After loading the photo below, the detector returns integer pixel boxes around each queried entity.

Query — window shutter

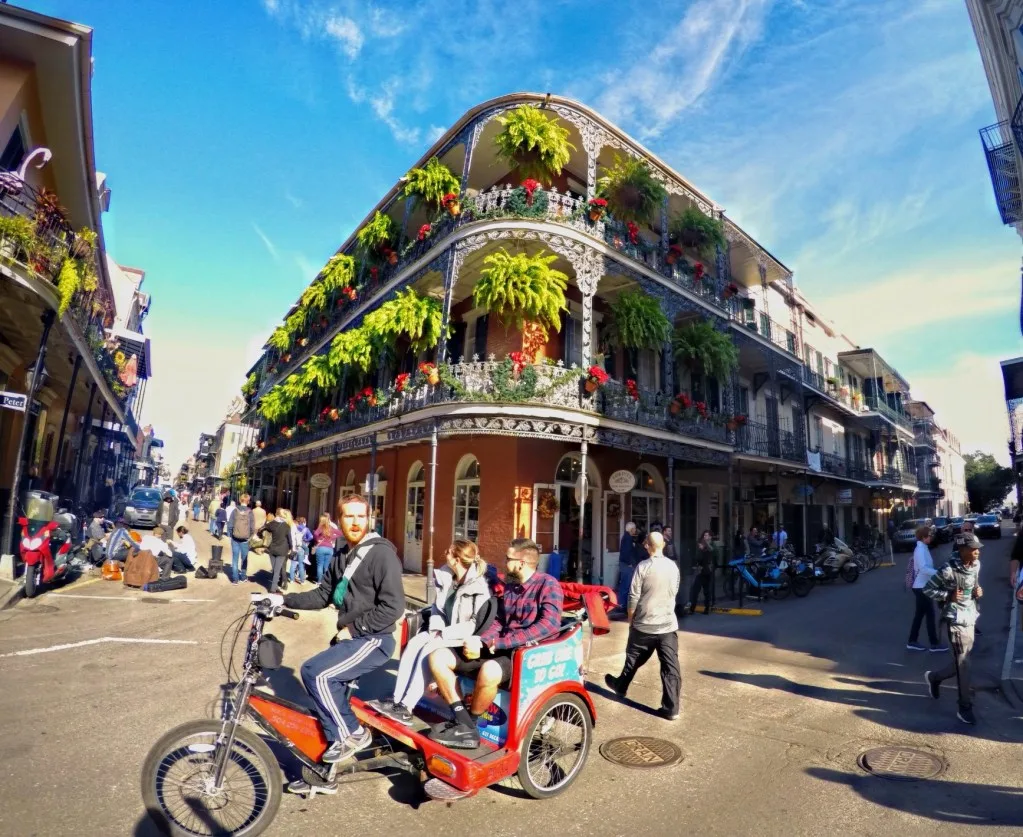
[708,375,720,411]
[474,315,488,360]
[449,321,467,363]
[563,314,575,365]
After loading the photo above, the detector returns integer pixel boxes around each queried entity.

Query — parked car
[975,514,1001,539]
[118,487,163,529]
[893,518,933,552]
[950,516,965,535]
[931,516,952,543]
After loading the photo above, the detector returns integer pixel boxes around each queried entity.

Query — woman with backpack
[312,513,340,583]
[906,523,947,652]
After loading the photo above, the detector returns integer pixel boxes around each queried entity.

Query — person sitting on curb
[170,525,197,573]
[428,538,563,749]
[138,526,174,579]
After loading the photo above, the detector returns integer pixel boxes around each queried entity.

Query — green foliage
[241,372,258,398]
[302,352,339,391]
[439,358,582,404]
[0,215,36,259]
[963,451,1015,513]
[268,326,291,353]
[672,319,738,381]
[282,371,313,404]
[671,207,726,257]
[606,290,671,350]
[301,282,328,313]
[356,211,397,254]
[364,288,445,355]
[403,157,460,207]
[329,326,377,373]
[319,253,357,292]
[473,248,568,333]
[493,106,576,185]
[284,309,307,337]
[597,155,667,224]
[55,259,81,316]
[258,386,293,422]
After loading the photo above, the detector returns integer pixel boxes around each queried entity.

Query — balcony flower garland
[394,372,410,393]
[521,179,540,206]
[666,244,684,266]
[419,361,440,386]
[585,365,609,393]
[625,379,640,401]
[418,224,431,241]
[442,193,461,217]
[440,358,582,404]
[587,197,608,222]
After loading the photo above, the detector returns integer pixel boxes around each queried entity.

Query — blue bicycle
[726,553,813,602]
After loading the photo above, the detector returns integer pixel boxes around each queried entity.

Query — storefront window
[631,465,665,536]
[405,462,425,543]
[453,456,481,542]
[371,467,387,536]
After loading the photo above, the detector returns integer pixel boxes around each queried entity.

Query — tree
[963,451,1015,513]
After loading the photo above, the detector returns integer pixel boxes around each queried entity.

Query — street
[1,525,1021,837]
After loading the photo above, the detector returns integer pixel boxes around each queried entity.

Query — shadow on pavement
[585,679,665,719]
[806,767,1023,827]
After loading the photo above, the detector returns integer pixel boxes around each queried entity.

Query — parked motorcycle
[18,491,84,598]
[812,537,860,583]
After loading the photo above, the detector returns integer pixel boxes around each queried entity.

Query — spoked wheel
[141,720,281,836]
[840,563,860,583]
[854,554,869,573]
[23,564,40,598]
[771,580,791,600]
[514,694,592,799]
[791,575,813,598]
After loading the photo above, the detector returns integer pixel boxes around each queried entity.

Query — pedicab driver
[281,494,404,781]
[428,538,564,749]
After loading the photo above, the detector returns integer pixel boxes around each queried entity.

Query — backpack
[123,549,160,588]
[904,553,916,592]
[232,509,251,540]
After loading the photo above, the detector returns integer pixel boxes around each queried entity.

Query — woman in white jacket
[374,540,492,726]
[907,524,947,652]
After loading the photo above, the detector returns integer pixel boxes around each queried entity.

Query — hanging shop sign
[836,488,853,505]
[753,485,779,502]
[792,484,814,499]
[0,391,28,412]
[709,492,720,516]
[608,470,637,495]
[574,474,588,506]
[309,473,332,490]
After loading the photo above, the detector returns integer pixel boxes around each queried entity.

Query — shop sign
[608,470,637,495]
[753,485,779,502]
[836,488,853,505]
[309,473,332,489]
[0,391,27,412]
[574,474,588,505]
[709,492,719,515]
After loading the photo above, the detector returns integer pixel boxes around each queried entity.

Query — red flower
[442,192,458,205]
[417,224,431,241]
[587,365,609,385]
[694,262,705,279]
[669,244,683,256]
[297,418,307,427]
[418,361,437,375]
[320,407,330,419]
[369,267,379,280]
[347,397,357,412]
[522,179,539,205]
[361,387,373,398]
[588,198,608,209]
[676,392,692,409]
[394,372,410,392]
[696,401,709,418]
[626,221,640,244]
[626,378,640,401]
[734,414,747,425]
[509,350,526,372]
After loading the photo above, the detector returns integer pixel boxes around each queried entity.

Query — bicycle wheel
[791,575,813,597]
[854,553,869,573]
[771,579,791,600]
[141,720,281,837]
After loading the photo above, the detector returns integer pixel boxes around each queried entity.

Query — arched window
[555,455,583,484]
[630,464,665,535]
[338,469,356,509]
[453,455,481,542]
[405,462,426,544]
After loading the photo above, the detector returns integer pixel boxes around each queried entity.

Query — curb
[1000,590,1022,710]
[0,580,24,611]
[708,606,762,617]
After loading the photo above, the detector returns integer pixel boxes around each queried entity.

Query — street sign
[0,391,27,412]
[836,488,853,505]
[608,469,636,495]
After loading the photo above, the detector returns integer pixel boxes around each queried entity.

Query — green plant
[597,155,667,224]
[241,372,258,398]
[439,357,582,404]
[0,215,35,259]
[55,258,81,316]
[302,352,339,391]
[672,320,738,381]
[356,211,397,254]
[284,308,307,337]
[403,157,460,207]
[268,326,291,353]
[493,106,576,185]
[606,290,671,350]
[319,253,357,292]
[671,207,726,257]
[328,326,377,373]
[363,288,445,354]
[473,248,568,338]
[300,282,328,313]
[258,385,294,422]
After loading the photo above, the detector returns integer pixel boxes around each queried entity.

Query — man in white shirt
[170,525,197,573]
[604,531,682,720]
[139,526,174,579]
[773,525,788,550]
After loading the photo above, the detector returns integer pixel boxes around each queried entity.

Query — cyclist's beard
[505,567,523,583]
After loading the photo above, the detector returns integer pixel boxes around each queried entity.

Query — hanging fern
[320,253,357,292]
[671,207,726,257]
[282,371,313,403]
[597,154,667,224]
[55,258,81,316]
[302,352,339,391]
[329,326,377,373]
[356,211,397,254]
[364,288,445,354]
[241,372,258,398]
[403,157,460,207]
[268,326,292,353]
[607,290,671,350]
[284,308,307,337]
[473,248,568,334]
[493,106,576,185]
[301,282,328,313]
[258,386,293,422]
[673,319,738,381]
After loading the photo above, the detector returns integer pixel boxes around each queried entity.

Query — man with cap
[923,532,983,725]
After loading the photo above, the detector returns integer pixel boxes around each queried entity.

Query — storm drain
[599,737,683,769]
[857,746,945,781]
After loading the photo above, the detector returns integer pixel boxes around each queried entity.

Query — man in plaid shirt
[429,538,563,749]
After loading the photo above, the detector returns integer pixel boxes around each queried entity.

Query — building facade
[212,397,259,486]
[906,400,967,518]
[242,94,961,580]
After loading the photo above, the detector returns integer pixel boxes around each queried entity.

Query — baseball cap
[958,533,983,550]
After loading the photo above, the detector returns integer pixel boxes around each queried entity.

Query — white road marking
[0,637,198,658]
[50,594,214,603]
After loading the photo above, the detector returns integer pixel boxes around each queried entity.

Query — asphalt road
[0,522,1020,836]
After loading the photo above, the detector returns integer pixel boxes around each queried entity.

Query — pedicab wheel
[840,563,860,583]
[23,564,39,599]
[771,579,791,600]
[791,576,813,598]
[507,693,592,799]
[141,720,281,837]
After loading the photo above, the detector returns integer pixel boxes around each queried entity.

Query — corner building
[245,94,937,581]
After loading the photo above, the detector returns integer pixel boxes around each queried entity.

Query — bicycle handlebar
[279,608,299,620]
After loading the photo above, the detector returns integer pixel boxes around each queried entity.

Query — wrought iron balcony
[863,395,911,430]
[596,380,729,443]
[801,367,863,412]
[979,120,1023,225]
[731,301,800,357]
[735,418,804,462]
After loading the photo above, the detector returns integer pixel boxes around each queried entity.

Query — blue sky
[25,0,1023,469]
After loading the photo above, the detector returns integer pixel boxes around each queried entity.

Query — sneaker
[923,671,940,700]
[604,673,627,698]
[429,721,480,749]
[286,778,338,797]
[957,705,977,725]
[906,643,926,651]
[372,699,415,726]
[929,644,949,653]
[321,727,373,764]
[659,708,680,721]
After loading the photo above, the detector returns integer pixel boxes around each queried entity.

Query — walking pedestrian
[207,495,219,533]
[259,508,292,594]
[614,522,638,617]
[252,499,267,532]
[191,495,201,522]
[923,532,984,725]
[290,515,313,585]
[227,494,255,583]
[772,524,788,550]
[280,509,299,591]
[906,524,947,652]
[313,513,341,583]
[688,530,716,615]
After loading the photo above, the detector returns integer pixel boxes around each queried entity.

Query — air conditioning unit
[733,487,754,503]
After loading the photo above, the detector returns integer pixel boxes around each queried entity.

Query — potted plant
[493,105,576,185]
[839,385,850,399]
[441,193,461,217]
[826,376,839,392]
[673,319,739,382]
[587,197,608,222]
[625,379,640,401]
[363,287,445,354]
[473,248,568,359]
[356,210,397,258]
[606,290,671,351]
[394,372,410,393]
[671,207,727,258]
[402,156,461,208]
[597,154,667,224]
[670,392,693,415]
[723,282,739,299]
[419,361,440,386]
[521,179,540,206]
[509,350,527,375]
[585,365,609,393]
[666,244,684,265]
[319,253,357,293]
[693,262,705,281]
[417,224,431,241]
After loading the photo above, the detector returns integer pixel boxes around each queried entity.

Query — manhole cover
[857,747,944,781]
[598,736,683,769]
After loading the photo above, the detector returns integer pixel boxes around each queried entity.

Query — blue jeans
[290,545,308,583]
[617,563,635,611]
[208,516,217,535]
[314,546,333,582]
[230,538,250,580]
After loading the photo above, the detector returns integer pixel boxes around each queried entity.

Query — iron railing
[735,418,804,462]
[730,298,799,356]
[863,394,912,429]
[979,120,1023,225]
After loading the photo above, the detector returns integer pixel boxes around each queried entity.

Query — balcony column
[660,196,670,251]
[460,119,484,195]
[435,249,458,364]
[575,251,601,366]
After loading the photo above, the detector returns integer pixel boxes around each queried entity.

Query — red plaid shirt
[480,571,563,651]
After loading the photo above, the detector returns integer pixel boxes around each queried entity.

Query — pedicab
[141,580,616,836]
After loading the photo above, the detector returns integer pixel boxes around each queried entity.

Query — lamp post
[1,310,55,577]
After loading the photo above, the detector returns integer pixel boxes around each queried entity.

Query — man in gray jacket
[605,531,682,720]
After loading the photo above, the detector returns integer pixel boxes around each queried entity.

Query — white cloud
[252,223,279,260]
[367,7,406,38]
[325,15,364,59]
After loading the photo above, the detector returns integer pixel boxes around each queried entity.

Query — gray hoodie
[428,564,492,641]
[923,557,980,627]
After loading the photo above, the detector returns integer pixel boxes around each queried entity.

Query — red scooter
[18,491,79,598]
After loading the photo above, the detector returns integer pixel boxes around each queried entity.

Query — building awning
[108,326,152,378]
[1001,357,1023,402]
[838,348,911,393]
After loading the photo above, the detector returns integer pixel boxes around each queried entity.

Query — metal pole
[426,420,439,604]
[666,455,676,572]
[576,439,589,584]
[73,382,97,500]
[53,354,82,492]
[2,310,55,566]
[369,435,377,529]
[802,469,809,557]
[88,401,109,505]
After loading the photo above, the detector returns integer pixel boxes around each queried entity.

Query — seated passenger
[373,540,492,726]
[428,538,563,749]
